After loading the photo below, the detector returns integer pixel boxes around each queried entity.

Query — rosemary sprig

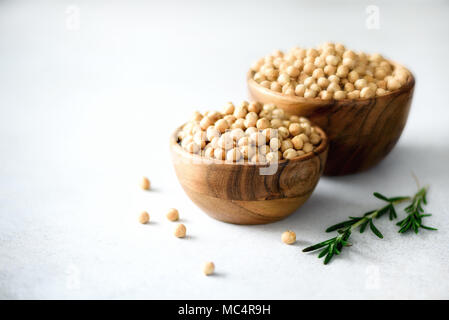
[303,193,410,265]
[396,186,437,234]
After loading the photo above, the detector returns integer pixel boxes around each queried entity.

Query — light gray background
[1,0,448,299]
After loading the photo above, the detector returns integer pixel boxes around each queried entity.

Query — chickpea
[270,137,282,150]
[277,73,290,86]
[343,50,357,59]
[204,147,215,158]
[278,126,290,139]
[354,79,368,90]
[270,81,282,92]
[342,57,356,69]
[281,230,296,245]
[334,90,347,100]
[303,62,315,75]
[387,78,401,91]
[312,68,325,79]
[256,118,270,130]
[240,145,256,160]
[250,154,266,164]
[327,82,340,93]
[297,133,309,143]
[174,224,186,238]
[232,118,245,129]
[258,145,271,155]
[310,133,321,145]
[217,134,234,150]
[347,70,359,83]
[166,208,179,221]
[214,119,229,133]
[319,90,333,100]
[347,90,360,99]
[265,68,279,81]
[222,102,235,115]
[314,56,326,68]
[286,65,300,78]
[233,106,247,119]
[360,87,375,99]
[248,101,262,113]
[140,176,151,190]
[324,65,336,76]
[374,68,387,80]
[303,142,314,153]
[317,77,330,89]
[203,262,215,276]
[270,118,283,129]
[281,139,294,152]
[245,127,258,136]
[288,123,301,136]
[139,211,150,224]
[193,131,207,148]
[304,89,317,98]
[223,115,236,126]
[260,80,271,88]
[282,83,295,96]
[226,148,242,162]
[283,148,297,160]
[377,80,387,90]
[295,84,306,97]
[262,128,275,140]
[325,55,339,66]
[291,135,304,150]
[214,148,225,160]
[230,128,245,141]
[191,111,203,122]
[244,118,257,129]
[253,72,266,83]
[250,132,266,147]
[376,88,387,96]
[336,65,349,78]
[238,136,250,147]
[328,75,340,83]
[186,142,200,154]
[344,82,355,92]
[200,116,213,130]
[266,151,280,163]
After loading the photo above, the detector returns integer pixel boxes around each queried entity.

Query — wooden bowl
[170,126,329,225]
[247,62,415,176]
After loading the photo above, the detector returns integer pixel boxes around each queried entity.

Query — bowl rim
[170,124,329,167]
[247,60,415,105]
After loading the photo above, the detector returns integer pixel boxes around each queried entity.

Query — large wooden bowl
[170,127,329,225]
[247,63,415,176]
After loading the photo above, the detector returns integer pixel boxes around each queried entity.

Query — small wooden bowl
[247,62,415,176]
[170,126,329,225]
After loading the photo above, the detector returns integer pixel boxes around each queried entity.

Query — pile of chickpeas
[177,101,322,162]
[250,42,410,99]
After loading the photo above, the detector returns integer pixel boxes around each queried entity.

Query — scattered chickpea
[203,262,215,276]
[140,177,151,190]
[139,211,150,224]
[281,230,296,245]
[174,224,186,238]
[166,208,179,221]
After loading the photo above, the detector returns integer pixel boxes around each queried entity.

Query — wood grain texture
[170,127,328,225]
[247,62,415,176]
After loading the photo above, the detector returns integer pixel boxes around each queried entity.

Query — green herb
[303,185,436,265]
[396,186,437,234]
